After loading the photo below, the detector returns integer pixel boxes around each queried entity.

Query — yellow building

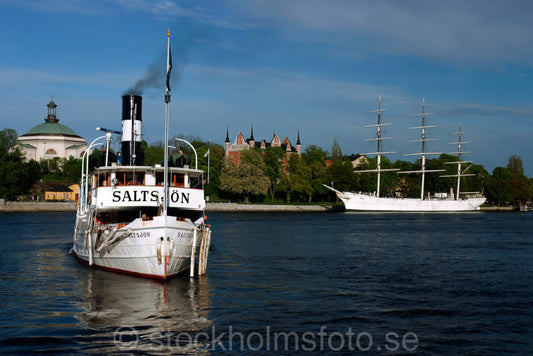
[44,184,79,201]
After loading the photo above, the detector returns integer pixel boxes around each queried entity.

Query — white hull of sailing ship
[335,191,485,212]
[328,97,486,212]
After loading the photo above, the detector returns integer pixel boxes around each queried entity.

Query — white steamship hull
[336,191,485,212]
[73,215,197,279]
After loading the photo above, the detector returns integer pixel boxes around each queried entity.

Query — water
[0,211,532,354]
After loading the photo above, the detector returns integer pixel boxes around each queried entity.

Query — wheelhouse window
[156,172,164,185]
[135,172,145,185]
[156,172,186,187]
[96,173,109,187]
[172,173,184,187]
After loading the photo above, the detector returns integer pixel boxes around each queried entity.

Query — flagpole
[205,140,210,184]
[163,29,172,216]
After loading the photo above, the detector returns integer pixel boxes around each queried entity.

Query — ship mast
[400,99,444,200]
[163,29,172,215]
[441,124,475,199]
[357,96,398,198]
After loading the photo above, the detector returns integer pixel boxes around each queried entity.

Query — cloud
[0,68,129,90]
[436,103,533,119]
[12,0,533,66]
[230,0,533,65]
[1,0,116,15]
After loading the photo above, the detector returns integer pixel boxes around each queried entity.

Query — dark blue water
[0,211,532,354]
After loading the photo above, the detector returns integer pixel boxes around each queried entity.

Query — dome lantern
[45,96,59,123]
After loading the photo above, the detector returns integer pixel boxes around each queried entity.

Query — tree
[142,140,164,166]
[303,145,329,164]
[62,157,82,182]
[331,139,343,162]
[308,160,328,202]
[507,155,524,176]
[0,129,18,157]
[219,153,270,203]
[278,155,313,202]
[263,146,285,202]
[0,129,42,199]
[485,167,514,205]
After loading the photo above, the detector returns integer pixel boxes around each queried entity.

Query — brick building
[224,127,301,166]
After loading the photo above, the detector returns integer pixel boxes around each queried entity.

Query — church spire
[225,126,230,143]
[296,129,302,155]
[250,125,254,140]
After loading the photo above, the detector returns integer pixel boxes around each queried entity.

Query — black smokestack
[121,95,143,165]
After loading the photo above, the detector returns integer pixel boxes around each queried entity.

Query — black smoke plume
[123,27,202,96]
[124,60,164,96]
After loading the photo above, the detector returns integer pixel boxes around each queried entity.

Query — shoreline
[0,200,518,213]
[0,200,341,213]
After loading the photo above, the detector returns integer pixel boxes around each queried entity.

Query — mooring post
[198,229,206,275]
[190,227,198,278]
[204,229,211,273]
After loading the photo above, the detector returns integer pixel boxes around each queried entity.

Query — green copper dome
[23,122,80,137]
[21,97,81,138]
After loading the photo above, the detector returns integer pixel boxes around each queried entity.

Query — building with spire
[225,126,301,166]
[17,97,88,161]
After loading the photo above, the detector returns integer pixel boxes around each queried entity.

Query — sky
[1,0,533,176]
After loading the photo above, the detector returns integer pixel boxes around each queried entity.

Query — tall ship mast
[440,124,480,200]
[356,95,399,197]
[324,97,486,211]
[399,99,445,199]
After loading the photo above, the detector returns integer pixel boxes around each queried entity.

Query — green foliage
[308,160,328,201]
[331,139,343,162]
[485,160,531,205]
[0,129,18,157]
[219,158,270,203]
[485,167,514,205]
[507,155,524,176]
[278,155,312,202]
[0,129,42,199]
[263,146,285,202]
[303,145,330,163]
[329,160,357,192]
[142,140,164,166]
[240,148,266,170]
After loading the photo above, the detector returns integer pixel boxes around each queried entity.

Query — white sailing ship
[326,97,486,212]
[72,32,211,279]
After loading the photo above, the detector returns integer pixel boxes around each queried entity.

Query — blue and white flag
[166,32,173,92]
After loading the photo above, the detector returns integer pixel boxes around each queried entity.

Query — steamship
[71,94,208,279]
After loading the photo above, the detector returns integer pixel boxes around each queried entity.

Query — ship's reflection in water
[75,270,212,354]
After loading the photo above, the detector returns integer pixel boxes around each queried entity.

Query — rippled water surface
[0,211,532,354]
